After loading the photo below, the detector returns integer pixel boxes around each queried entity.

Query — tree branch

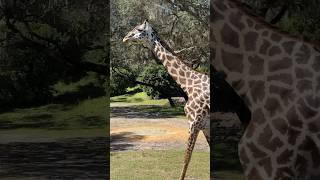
[270,5,288,24]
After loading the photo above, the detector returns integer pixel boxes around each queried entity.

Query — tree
[110,0,209,99]
[244,0,320,41]
[0,0,109,107]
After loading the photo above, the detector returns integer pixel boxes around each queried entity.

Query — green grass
[111,92,185,117]
[0,96,108,130]
[111,92,169,106]
[213,144,246,180]
[111,150,209,180]
[0,128,107,143]
[52,73,101,96]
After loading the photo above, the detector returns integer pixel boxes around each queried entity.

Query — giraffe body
[123,20,210,180]
[211,0,320,179]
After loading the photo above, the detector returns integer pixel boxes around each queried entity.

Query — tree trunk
[168,97,175,107]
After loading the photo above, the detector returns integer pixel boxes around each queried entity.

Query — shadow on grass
[0,110,104,130]
[0,137,108,179]
[111,97,144,103]
[0,114,56,129]
[111,105,184,119]
[111,132,144,151]
[211,121,245,178]
[53,83,105,105]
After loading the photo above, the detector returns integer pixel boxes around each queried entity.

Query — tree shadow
[110,97,144,103]
[211,120,244,175]
[53,83,105,105]
[111,105,184,119]
[0,113,56,129]
[0,137,108,179]
[110,132,144,151]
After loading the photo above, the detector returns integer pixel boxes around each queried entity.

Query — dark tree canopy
[0,0,109,107]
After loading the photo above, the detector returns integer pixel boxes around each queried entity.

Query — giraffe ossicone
[123,20,210,180]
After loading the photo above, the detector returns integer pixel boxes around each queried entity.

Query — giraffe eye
[137,29,143,32]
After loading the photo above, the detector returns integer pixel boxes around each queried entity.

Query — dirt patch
[110,105,209,151]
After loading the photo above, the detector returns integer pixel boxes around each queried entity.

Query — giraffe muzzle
[122,37,129,43]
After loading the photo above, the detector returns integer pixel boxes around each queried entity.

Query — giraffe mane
[226,0,320,49]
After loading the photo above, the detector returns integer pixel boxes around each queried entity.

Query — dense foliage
[138,64,185,99]
[111,0,209,99]
[1,0,320,108]
[0,0,109,108]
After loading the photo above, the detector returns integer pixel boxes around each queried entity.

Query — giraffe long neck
[212,2,320,179]
[151,38,204,96]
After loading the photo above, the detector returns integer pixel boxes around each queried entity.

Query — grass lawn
[111,149,209,180]
[111,92,168,106]
[0,75,108,140]
[213,144,246,180]
[0,96,108,130]
[111,92,185,118]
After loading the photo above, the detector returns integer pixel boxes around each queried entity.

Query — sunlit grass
[111,92,168,106]
[111,149,209,180]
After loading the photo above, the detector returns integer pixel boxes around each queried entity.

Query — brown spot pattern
[252,108,266,125]
[247,142,267,159]
[229,12,245,30]
[259,39,271,55]
[267,73,293,85]
[221,49,244,73]
[298,136,320,168]
[295,67,313,79]
[269,46,281,56]
[296,80,312,93]
[286,106,303,128]
[247,19,254,27]
[244,32,259,51]
[258,124,283,151]
[221,24,240,48]
[308,121,320,133]
[248,55,264,75]
[282,41,296,55]
[249,80,265,103]
[312,56,320,71]
[277,149,294,164]
[288,127,301,145]
[297,98,317,119]
[258,157,272,176]
[271,33,282,42]
[305,95,320,109]
[295,44,311,64]
[272,117,288,135]
[265,97,282,117]
[268,57,292,72]
[269,85,294,105]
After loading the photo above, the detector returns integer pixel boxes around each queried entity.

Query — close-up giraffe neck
[211,0,320,179]
[211,0,320,102]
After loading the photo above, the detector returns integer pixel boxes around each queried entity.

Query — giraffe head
[122,20,158,43]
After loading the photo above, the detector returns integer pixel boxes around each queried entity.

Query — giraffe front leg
[179,122,200,180]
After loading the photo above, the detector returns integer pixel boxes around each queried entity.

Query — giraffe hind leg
[202,129,210,147]
[179,126,200,180]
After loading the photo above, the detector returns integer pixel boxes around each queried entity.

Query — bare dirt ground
[110,104,210,151]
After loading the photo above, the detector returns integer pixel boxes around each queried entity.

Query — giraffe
[122,20,210,180]
[211,0,320,179]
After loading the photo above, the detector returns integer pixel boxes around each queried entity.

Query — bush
[138,64,185,99]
